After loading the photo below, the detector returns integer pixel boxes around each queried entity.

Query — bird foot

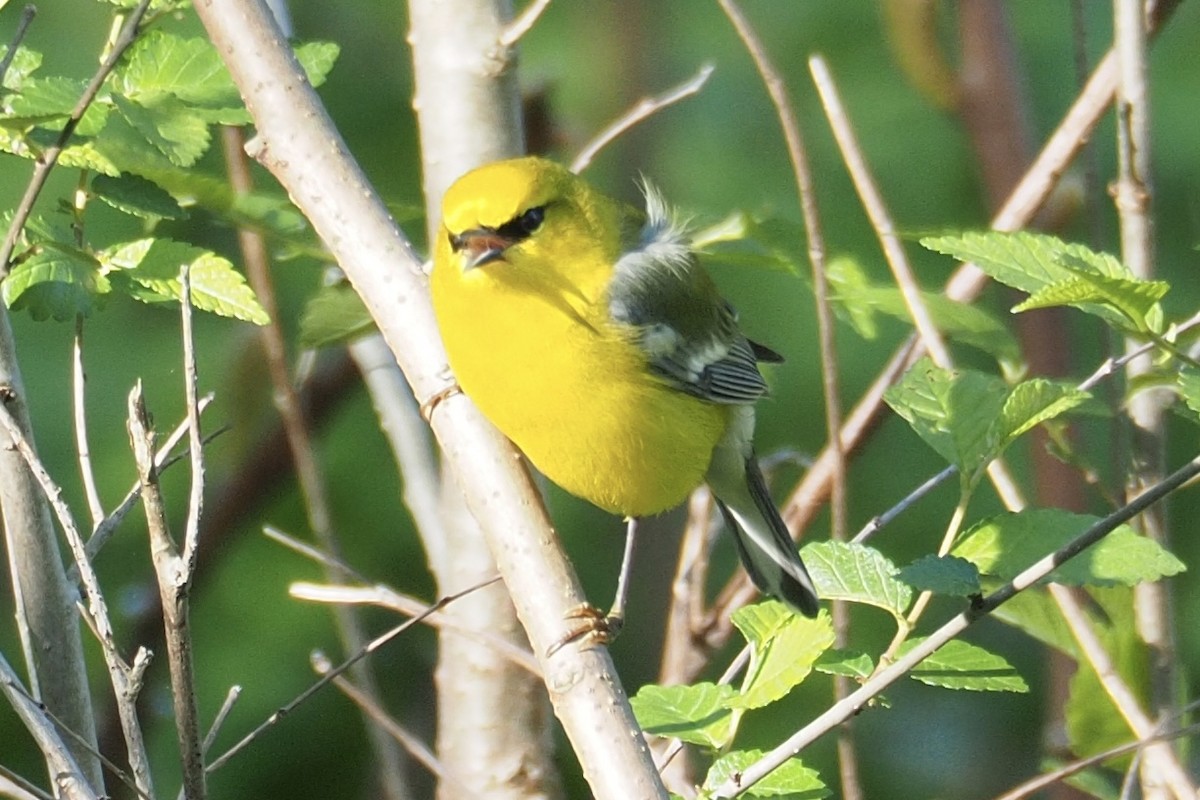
[546,603,624,656]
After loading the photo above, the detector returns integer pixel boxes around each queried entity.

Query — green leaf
[896,555,980,596]
[117,31,246,122]
[813,648,874,680]
[884,357,1006,479]
[3,76,110,136]
[693,211,802,275]
[899,638,1028,692]
[299,283,376,348]
[295,42,341,88]
[0,46,43,90]
[704,750,829,798]
[4,245,109,320]
[920,230,1128,293]
[1178,366,1200,420]
[988,587,1081,658]
[112,93,210,167]
[101,239,269,324]
[800,541,912,617]
[727,603,834,709]
[92,173,186,220]
[630,683,736,749]
[953,509,1186,587]
[1013,265,1168,335]
[826,255,1024,379]
[994,379,1091,455]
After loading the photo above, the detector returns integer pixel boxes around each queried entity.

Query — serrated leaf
[921,230,1128,293]
[704,750,829,799]
[953,509,1185,587]
[4,246,109,320]
[0,46,42,90]
[727,604,833,709]
[299,283,376,348]
[800,540,912,617]
[92,173,186,220]
[896,555,980,596]
[813,648,874,680]
[1013,266,1168,335]
[117,31,241,111]
[884,357,1005,479]
[1178,366,1200,421]
[995,379,1090,454]
[101,238,268,324]
[630,682,736,749]
[3,76,110,137]
[989,587,1081,658]
[295,42,341,88]
[899,638,1028,692]
[112,93,210,167]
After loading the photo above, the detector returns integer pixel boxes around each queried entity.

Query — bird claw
[546,603,625,656]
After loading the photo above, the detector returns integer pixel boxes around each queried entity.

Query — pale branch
[570,63,714,174]
[0,6,38,87]
[0,397,154,797]
[205,580,486,774]
[499,0,553,47]
[71,319,103,529]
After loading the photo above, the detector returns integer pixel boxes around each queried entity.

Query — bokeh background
[2,2,1199,798]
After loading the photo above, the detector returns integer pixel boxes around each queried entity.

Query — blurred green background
[2,1,1199,798]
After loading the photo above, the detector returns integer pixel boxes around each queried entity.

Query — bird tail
[713,455,820,618]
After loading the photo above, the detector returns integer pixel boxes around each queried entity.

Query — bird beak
[450,228,511,270]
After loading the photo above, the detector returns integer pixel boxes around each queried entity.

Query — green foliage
[896,554,980,596]
[0,24,340,324]
[702,750,829,798]
[800,540,912,619]
[897,638,1028,692]
[299,281,374,348]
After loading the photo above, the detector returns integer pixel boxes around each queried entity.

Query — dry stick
[714,4,855,796]
[0,762,51,800]
[713,451,1200,797]
[499,0,553,47]
[82,395,217,564]
[128,384,206,800]
[205,579,492,774]
[0,0,153,275]
[0,398,156,798]
[0,6,38,86]
[201,686,242,755]
[1114,4,1176,798]
[993,721,1200,800]
[310,651,472,795]
[0,653,97,800]
[570,62,715,174]
[220,127,411,800]
[194,1,667,797]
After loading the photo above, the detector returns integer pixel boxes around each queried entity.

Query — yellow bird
[431,157,818,636]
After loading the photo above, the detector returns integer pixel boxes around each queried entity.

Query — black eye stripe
[495,205,546,242]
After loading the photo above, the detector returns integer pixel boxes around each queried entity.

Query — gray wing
[606,224,774,405]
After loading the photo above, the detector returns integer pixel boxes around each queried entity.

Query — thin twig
[992,720,1200,800]
[0,763,52,800]
[714,450,1200,797]
[715,6,853,793]
[0,398,156,797]
[310,652,472,794]
[72,318,104,529]
[206,579,494,774]
[201,686,242,754]
[570,63,715,174]
[179,267,205,577]
[0,0,153,276]
[499,0,553,47]
[0,5,38,87]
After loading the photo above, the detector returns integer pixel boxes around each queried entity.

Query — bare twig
[0,654,97,800]
[222,122,411,799]
[0,6,38,88]
[0,0,153,276]
[201,686,242,754]
[206,579,490,774]
[499,0,553,47]
[71,318,104,529]
[715,5,854,794]
[0,398,154,797]
[570,63,715,174]
[714,450,1200,796]
[0,764,51,800]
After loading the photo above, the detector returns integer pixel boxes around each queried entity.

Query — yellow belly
[434,268,726,517]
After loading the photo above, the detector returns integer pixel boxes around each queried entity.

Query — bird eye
[495,206,546,242]
[518,206,545,234]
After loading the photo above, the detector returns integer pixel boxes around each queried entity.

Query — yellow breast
[431,244,726,517]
